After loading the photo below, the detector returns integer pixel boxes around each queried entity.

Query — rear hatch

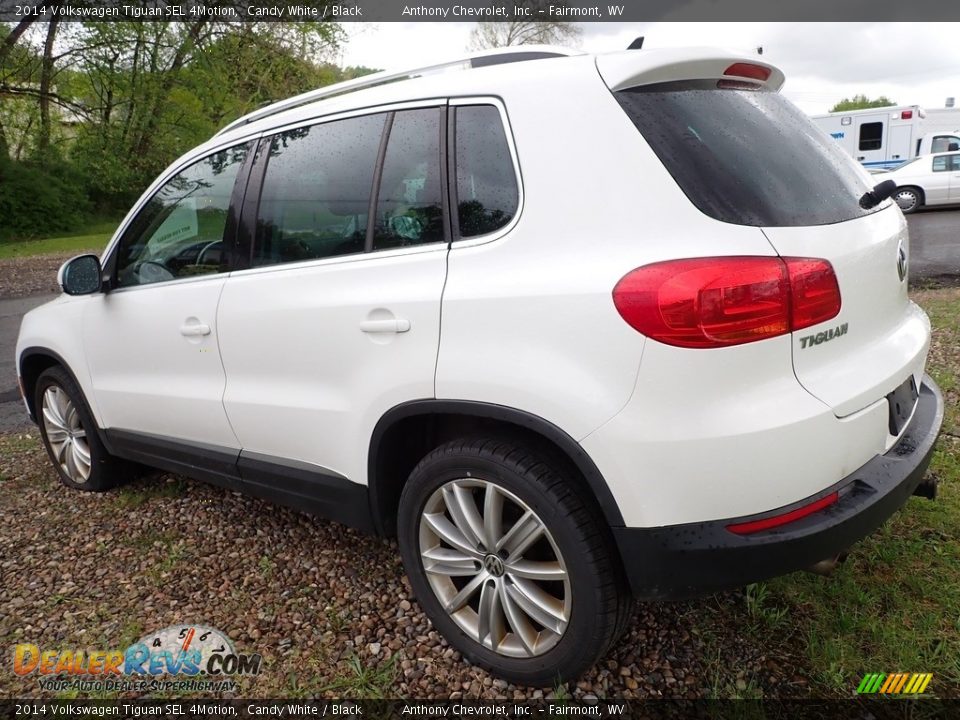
[599,50,929,419]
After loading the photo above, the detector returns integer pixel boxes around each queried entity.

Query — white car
[16,45,943,685]
[876,150,960,213]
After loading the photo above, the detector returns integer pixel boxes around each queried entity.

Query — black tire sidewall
[398,447,612,686]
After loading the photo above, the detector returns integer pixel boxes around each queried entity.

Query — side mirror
[58,254,103,296]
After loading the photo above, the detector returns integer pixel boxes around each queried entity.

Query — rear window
[615,81,879,227]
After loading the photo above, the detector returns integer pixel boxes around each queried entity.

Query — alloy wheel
[41,386,91,484]
[418,478,571,658]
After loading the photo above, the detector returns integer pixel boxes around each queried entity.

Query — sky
[337,22,960,115]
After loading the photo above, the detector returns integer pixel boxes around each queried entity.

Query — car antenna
[628,37,644,50]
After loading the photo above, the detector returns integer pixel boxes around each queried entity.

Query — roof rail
[215,45,581,137]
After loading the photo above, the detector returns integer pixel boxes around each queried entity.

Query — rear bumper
[613,375,944,600]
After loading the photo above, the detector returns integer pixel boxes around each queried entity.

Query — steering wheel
[136,261,175,284]
[195,241,222,266]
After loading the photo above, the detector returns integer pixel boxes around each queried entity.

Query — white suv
[16,46,944,685]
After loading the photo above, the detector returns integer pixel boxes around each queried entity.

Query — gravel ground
[0,433,811,700]
[0,253,86,300]
[0,252,812,699]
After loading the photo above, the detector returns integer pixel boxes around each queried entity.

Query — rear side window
[615,82,877,227]
[454,105,518,238]
[372,108,444,250]
[858,122,883,151]
[254,113,386,266]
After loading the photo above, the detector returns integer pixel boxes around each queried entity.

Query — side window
[371,108,444,250]
[933,156,949,172]
[931,135,960,153]
[454,105,519,238]
[255,113,385,267]
[951,155,960,171]
[115,145,248,288]
[858,122,883,151]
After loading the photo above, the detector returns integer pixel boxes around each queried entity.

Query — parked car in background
[811,104,960,171]
[16,45,943,685]
[874,151,960,213]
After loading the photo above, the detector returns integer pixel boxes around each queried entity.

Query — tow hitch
[913,476,938,500]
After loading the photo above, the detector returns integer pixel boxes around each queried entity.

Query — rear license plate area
[887,375,919,436]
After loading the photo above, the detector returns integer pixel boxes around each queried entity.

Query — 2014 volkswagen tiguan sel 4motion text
[16,46,943,685]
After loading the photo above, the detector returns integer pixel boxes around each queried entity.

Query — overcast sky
[338,22,960,114]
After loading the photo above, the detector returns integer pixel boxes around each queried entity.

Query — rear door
[949,153,960,201]
[927,154,953,204]
[217,105,449,490]
[854,113,888,166]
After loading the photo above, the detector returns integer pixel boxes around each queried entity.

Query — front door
[83,143,251,458]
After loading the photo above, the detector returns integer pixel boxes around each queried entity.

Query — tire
[397,437,633,685]
[894,186,922,214]
[34,366,129,491]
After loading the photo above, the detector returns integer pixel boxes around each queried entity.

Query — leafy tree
[469,2,582,49]
[0,20,351,238]
[830,94,897,112]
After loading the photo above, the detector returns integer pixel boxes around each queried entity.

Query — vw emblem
[897,241,908,282]
[483,554,505,577]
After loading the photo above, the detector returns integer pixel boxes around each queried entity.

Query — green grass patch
[0,220,118,259]
[709,288,960,698]
[320,653,398,699]
[115,477,188,510]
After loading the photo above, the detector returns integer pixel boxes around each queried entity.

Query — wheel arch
[18,348,105,449]
[367,400,626,538]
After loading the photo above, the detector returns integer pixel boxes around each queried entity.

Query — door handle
[360,318,411,334]
[180,321,211,337]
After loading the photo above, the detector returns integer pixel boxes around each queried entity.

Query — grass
[319,652,398,699]
[0,219,118,259]
[114,477,188,509]
[700,286,960,698]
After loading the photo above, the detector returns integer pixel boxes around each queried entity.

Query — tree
[830,94,897,112]
[469,2,582,50]
[1,19,348,232]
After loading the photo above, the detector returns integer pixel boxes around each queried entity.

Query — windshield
[615,81,880,227]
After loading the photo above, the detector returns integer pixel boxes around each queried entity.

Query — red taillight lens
[901,110,913,119]
[785,258,842,331]
[724,62,772,82]
[726,492,839,535]
[612,256,840,349]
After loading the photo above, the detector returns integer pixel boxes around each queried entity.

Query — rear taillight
[612,256,840,349]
